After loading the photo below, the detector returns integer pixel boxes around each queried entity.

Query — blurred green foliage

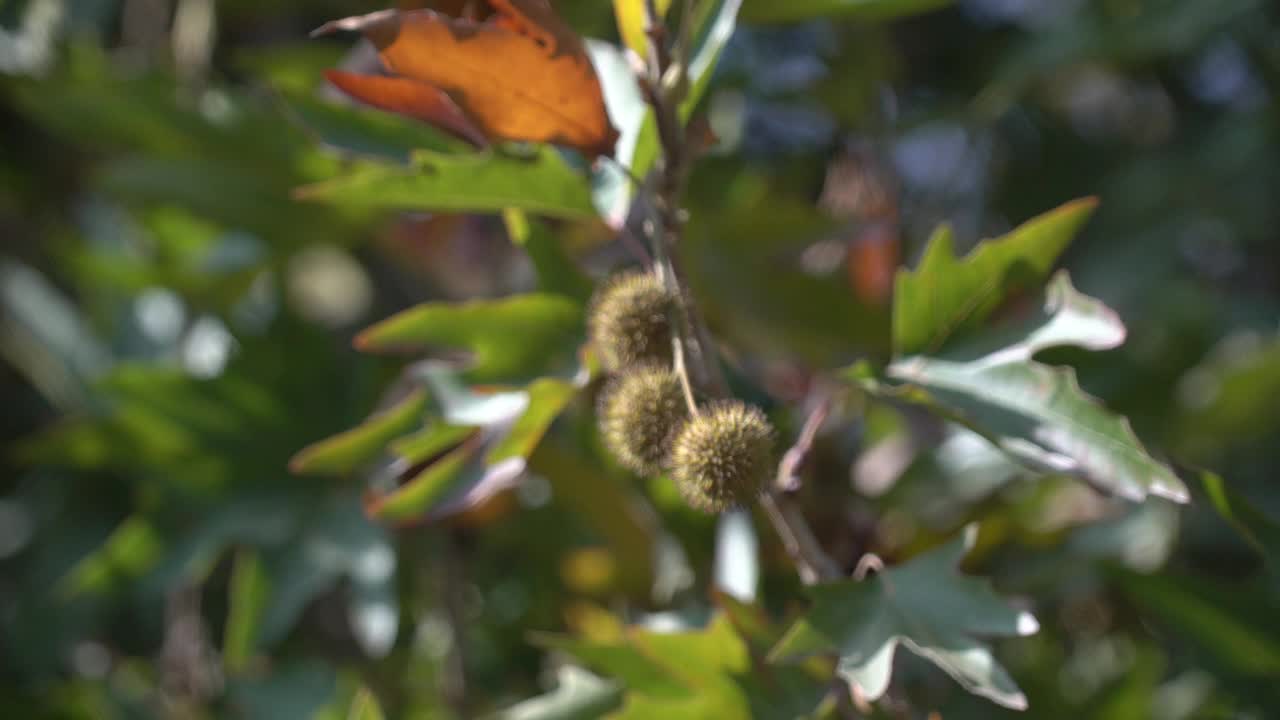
[2,0,1279,718]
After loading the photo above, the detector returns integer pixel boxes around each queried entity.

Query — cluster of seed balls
[589,271,775,513]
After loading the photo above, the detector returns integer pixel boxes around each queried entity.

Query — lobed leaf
[884,272,1187,502]
[354,294,583,383]
[893,198,1098,356]
[771,526,1038,710]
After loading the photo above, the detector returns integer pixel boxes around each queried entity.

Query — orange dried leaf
[323,70,488,147]
[316,6,619,157]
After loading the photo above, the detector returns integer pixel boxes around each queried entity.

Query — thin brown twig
[776,396,832,493]
[641,0,717,398]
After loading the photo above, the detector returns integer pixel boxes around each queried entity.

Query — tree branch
[635,4,840,586]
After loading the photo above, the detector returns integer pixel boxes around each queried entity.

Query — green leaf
[741,0,953,23]
[491,666,622,720]
[295,147,597,219]
[503,210,594,303]
[355,295,583,384]
[348,687,386,720]
[367,440,480,524]
[224,549,270,674]
[537,617,750,715]
[487,379,578,464]
[390,424,479,465]
[538,616,826,719]
[368,377,576,524]
[1202,472,1280,559]
[533,636,690,699]
[684,0,746,118]
[893,198,1098,356]
[289,389,428,476]
[883,273,1188,503]
[770,526,1038,710]
[1200,472,1280,590]
[60,515,163,596]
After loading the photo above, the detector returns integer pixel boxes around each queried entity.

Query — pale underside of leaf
[889,358,1188,502]
[886,273,1188,503]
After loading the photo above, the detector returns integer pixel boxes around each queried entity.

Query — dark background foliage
[1,0,1278,717]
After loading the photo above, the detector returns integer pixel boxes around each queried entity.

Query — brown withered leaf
[324,70,489,147]
[315,3,619,157]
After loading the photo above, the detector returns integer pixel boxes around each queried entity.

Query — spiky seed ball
[589,271,675,372]
[598,365,689,477]
[671,401,775,513]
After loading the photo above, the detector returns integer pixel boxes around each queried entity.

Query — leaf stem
[672,334,701,416]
